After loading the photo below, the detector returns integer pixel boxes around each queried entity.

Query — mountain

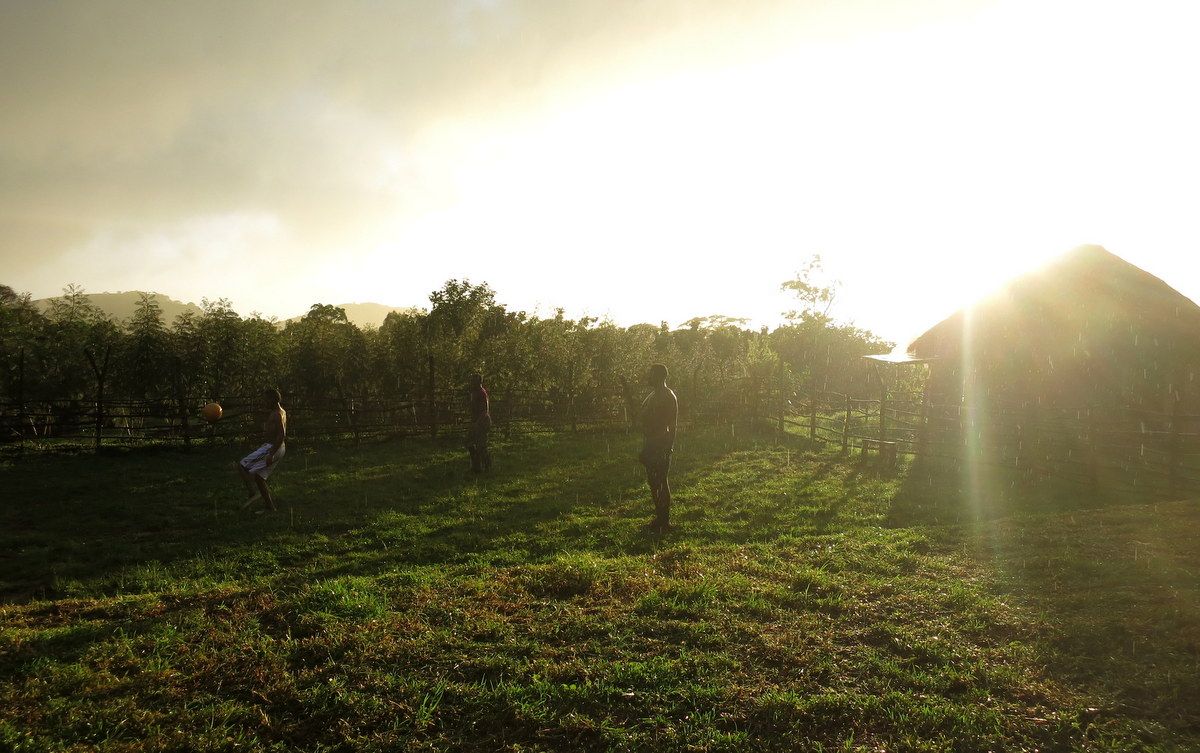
[32,291,203,323]
[28,291,420,329]
[284,302,421,329]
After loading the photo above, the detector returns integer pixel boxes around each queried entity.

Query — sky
[4,0,1200,346]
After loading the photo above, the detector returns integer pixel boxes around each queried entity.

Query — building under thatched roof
[908,245,1200,410]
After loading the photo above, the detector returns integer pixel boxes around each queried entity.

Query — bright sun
[344,0,1200,344]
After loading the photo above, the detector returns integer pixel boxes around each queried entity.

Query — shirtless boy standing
[639,364,678,532]
[466,373,492,473]
[238,388,287,512]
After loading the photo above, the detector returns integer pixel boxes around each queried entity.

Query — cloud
[52,212,288,301]
[18,0,1193,344]
[4,1,782,301]
[1,2,750,258]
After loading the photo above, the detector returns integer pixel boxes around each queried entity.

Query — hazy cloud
[2,0,802,299]
[8,0,1197,344]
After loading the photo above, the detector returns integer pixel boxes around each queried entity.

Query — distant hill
[284,302,421,329]
[29,291,420,329]
[32,291,203,324]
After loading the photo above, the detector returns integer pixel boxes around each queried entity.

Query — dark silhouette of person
[237,387,287,512]
[639,363,678,532]
[466,373,492,473]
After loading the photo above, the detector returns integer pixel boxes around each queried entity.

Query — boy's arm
[667,392,679,447]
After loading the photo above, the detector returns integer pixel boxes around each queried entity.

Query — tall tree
[282,304,368,400]
[118,293,173,399]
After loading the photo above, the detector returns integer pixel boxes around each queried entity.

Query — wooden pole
[1086,407,1099,492]
[180,393,190,449]
[340,383,360,447]
[809,395,817,442]
[173,358,191,451]
[1015,403,1026,473]
[427,353,437,440]
[17,347,27,451]
[1169,389,1182,496]
[878,368,888,445]
[775,368,784,440]
[917,389,930,459]
[842,396,851,454]
[84,344,111,453]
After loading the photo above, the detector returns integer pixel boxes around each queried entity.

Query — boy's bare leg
[236,464,263,509]
[657,476,672,531]
[254,476,277,511]
[648,470,671,532]
[236,464,256,497]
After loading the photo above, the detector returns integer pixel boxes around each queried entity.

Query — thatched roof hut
[908,245,1200,409]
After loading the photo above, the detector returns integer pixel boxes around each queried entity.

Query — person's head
[647,363,669,387]
[263,387,282,409]
[469,373,483,388]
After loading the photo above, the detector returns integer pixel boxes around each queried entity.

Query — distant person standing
[466,373,492,473]
[639,364,678,532]
[237,388,287,512]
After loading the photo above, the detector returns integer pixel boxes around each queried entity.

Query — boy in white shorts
[237,388,287,512]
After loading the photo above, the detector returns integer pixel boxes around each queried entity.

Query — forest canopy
[0,270,891,408]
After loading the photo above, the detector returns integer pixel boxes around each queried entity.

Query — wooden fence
[0,386,760,449]
[10,378,1199,500]
[776,389,1200,498]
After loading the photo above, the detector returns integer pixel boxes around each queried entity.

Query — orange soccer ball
[201,402,223,423]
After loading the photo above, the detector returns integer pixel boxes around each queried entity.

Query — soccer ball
[201,402,223,423]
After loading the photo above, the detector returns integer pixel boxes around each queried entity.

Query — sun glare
[335,0,1200,340]
[7,0,1200,339]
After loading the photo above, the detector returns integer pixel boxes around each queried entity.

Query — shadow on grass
[272,434,907,584]
[1,428,902,601]
[963,502,1200,743]
[885,451,1176,529]
[2,429,756,599]
[5,433,1200,748]
[885,453,1200,743]
[0,432,619,601]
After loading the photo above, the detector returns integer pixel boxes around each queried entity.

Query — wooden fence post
[842,396,851,454]
[751,380,762,433]
[809,395,817,442]
[916,384,930,459]
[775,373,785,440]
[427,354,437,440]
[1015,403,1026,473]
[1169,392,1182,496]
[179,395,191,450]
[1025,400,1041,482]
[878,382,888,445]
[1086,407,1099,492]
[343,389,361,447]
[84,343,111,453]
[17,347,27,451]
[172,358,191,451]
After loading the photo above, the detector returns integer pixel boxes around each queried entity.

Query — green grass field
[2,428,1198,752]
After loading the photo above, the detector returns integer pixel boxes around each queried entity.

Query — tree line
[0,266,892,420]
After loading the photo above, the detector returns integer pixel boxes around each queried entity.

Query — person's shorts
[240,443,285,479]
[467,415,492,446]
[639,446,672,475]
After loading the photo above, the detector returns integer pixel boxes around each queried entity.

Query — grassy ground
[1,428,1198,752]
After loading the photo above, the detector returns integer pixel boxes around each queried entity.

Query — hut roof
[909,245,1200,361]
